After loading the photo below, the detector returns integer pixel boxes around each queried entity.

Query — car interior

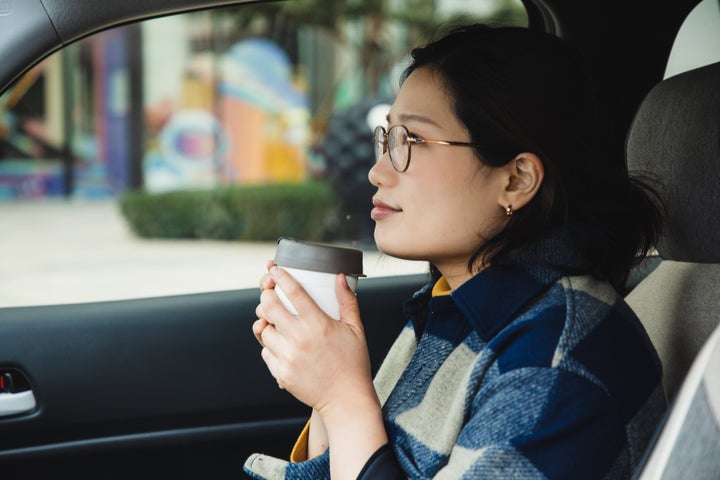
[1,0,719,478]
[625,59,720,479]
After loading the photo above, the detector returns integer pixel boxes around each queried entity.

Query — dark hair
[404,24,662,291]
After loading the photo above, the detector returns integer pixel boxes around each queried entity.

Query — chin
[372,229,398,256]
[374,237,422,262]
[373,226,430,261]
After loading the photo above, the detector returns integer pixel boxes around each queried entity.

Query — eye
[406,131,423,144]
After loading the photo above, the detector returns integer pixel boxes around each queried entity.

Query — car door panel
[0,273,425,478]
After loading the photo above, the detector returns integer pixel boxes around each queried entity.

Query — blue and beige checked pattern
[245,238,666,480]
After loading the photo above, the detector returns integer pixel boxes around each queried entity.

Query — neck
[435,262,478,290]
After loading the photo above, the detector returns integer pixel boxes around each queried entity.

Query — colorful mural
[143,37,310,193]
[0,21,312,199]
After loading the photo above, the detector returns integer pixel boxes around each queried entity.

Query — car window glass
[0,1,527,307]
[665,0,720,78]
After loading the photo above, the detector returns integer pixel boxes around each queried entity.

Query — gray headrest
[627,62,720,262]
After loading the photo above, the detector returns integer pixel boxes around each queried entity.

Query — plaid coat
[245,235,666,479]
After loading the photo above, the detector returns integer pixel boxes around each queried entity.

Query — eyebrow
[386,113,443,129]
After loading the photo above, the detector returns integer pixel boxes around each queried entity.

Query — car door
[0,277,420,478]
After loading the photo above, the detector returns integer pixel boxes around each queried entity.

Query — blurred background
[0,0,528,306]
[0,0,525,203]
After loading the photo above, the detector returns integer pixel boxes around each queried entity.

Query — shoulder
[503,274,641,348]
[490,274,662,411]
[487,274,655,372]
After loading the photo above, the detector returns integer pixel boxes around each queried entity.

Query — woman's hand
[254,264,375,414]
[252,262,389,479]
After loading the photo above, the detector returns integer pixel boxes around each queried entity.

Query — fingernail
[269,266,279,277]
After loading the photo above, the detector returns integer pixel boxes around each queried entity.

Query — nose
[368,150,395,187]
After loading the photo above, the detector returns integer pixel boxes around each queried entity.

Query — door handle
[0,370,36,417]
[0,390,37,417]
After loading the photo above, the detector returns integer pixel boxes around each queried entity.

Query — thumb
[336,274,362,328]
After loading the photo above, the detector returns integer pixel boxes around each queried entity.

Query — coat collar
[449,264,552,341]
[403,230,591,342]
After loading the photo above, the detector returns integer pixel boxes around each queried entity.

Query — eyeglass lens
[373,126,386,164]
[389,126,408,171]
[373,125,409,172]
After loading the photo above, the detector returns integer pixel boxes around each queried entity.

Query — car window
[665,0,720,78]
[0,1,527,307]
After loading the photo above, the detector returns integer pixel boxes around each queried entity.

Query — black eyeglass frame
[373,125,481,173]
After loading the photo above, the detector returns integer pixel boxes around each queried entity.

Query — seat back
[636,323,720,479]
[626,60,720,480]
[625,61,720,401]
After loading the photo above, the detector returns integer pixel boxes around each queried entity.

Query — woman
[245,24,666,480]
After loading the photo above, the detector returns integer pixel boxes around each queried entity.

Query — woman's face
[368,67,509,284]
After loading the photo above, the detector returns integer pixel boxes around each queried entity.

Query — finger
[252,317,268,346]
[259,325,291,387]
[260,287,295,329]
[259,272,276,291]
[260,321,284,350]
[260,347,278,377]
[260,346,284,389]
[269,266,322,319]
[259,260,277,290]
[336,273,362,329]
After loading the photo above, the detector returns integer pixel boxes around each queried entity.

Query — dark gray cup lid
[275,238,364,276]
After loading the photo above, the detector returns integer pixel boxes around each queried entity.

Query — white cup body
[275,266,358,320]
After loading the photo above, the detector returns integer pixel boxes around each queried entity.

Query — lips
[371,198,402,220]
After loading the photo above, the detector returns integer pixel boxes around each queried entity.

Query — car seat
[625,61,720,478]
[634,322,720,479]
[625,60,720,400]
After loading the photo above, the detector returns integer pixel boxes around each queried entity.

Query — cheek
[375,180,495,255]
[424,173,506,242]
[372,161,506,260]
[429,193,495,241]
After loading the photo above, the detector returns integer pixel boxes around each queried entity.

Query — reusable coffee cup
[273,238,364,320]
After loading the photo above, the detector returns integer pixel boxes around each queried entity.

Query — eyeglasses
[373,125,480,173]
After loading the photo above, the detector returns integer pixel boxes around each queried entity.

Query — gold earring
[505,205,513,217]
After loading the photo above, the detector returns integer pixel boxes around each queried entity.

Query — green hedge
[119,182,341,241]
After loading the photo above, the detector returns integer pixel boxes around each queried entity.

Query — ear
[498,153,544,213]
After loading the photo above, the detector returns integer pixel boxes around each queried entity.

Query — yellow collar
[431,276,452,297]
